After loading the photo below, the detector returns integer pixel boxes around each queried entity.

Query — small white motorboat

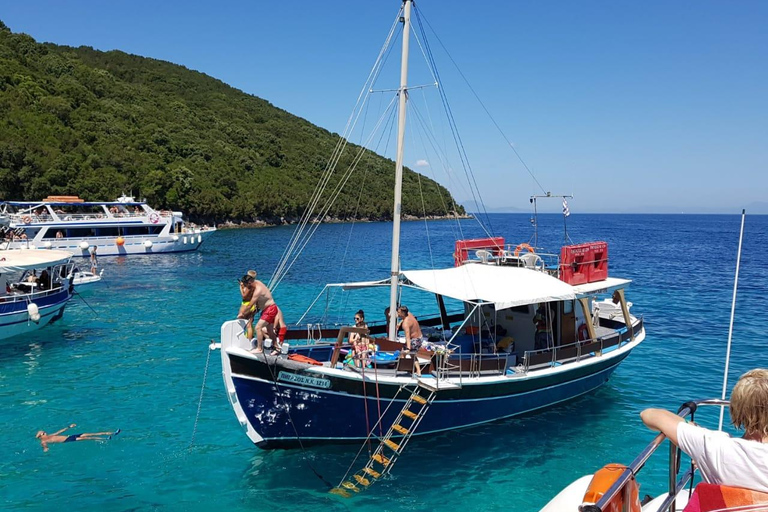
[71,269,103,286]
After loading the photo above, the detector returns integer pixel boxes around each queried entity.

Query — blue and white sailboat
[219,0,645,449]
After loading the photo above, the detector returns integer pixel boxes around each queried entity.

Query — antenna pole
[718,209,746,430]
[388,0,412,341]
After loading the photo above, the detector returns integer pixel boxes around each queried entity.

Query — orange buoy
[513,242,535,257]
[116,237,125,246]
[581,464,640,512]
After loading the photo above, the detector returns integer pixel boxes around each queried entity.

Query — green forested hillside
[0,21,463,223]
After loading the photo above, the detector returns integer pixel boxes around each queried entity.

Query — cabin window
[507,305,531,314]
[94,227,120,237]
[563,301,573,314]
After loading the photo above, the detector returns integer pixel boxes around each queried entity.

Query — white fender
[172,235,179,241]
[143,240,153,248]
[79,241,89,250]
[198,234,202,243]
[43,241,52,248]
[28,303,41,323]
[183,236,188,244]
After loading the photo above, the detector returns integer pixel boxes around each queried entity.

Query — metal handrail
[583,399,730,512]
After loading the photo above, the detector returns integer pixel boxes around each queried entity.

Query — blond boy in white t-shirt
[641,369,768,493]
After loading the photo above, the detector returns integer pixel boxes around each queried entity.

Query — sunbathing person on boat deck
[641,368,768,493]
[238,272,280,355]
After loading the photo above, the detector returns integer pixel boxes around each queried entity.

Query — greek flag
[563,199,570,217]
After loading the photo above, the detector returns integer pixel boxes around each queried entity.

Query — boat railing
[581,399,729,512]
[2,284,67,304]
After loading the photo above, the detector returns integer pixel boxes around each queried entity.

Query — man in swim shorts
[238,270,258,339]
[36,423,120,452]
[238,272,279,354]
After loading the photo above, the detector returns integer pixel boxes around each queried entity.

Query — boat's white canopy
[0,249,72,273]
[327,264,632,311]
[401,264,576,310]
[571,277,631,297]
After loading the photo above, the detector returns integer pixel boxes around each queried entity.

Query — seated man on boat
[641,368,768,493]
[238,271,280,355]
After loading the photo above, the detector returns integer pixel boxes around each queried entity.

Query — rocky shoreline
[211,212,472,230]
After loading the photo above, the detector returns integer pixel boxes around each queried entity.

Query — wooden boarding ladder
[330,383,437,497]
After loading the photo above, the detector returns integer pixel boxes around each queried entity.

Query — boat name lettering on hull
[278,372,332,389]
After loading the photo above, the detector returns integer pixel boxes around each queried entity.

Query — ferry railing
[581,399,729,512]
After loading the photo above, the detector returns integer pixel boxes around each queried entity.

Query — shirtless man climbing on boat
[36,424,120,452]
[238,272,280,354]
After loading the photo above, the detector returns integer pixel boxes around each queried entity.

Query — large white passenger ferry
[0,195,215,256]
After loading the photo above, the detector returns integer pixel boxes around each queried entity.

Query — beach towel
[683,483,768,512]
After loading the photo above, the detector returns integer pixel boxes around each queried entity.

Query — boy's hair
[730,368,768,436]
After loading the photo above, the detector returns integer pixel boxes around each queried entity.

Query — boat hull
[221,321,641,449]
[0,288,70,340]
[4,230,215,256]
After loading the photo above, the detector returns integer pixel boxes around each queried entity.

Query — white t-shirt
[677,421,768,493]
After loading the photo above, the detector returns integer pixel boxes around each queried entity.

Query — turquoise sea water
[2,213,766,511]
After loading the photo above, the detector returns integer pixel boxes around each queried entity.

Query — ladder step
[383,439,400,452]
[371,453,391,466]
[402,409,418,420]
[392,424,409,435]
[362,467,382,478]
[341,481,360,492]
[353,474,372,486]
[329,488,352,498]
[411,394,427,405]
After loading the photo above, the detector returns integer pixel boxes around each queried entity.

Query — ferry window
[67,228,96,238]
[149,226,163,235]
[564,301,573,314]
[95,227,120,237]
[507,305,530,314]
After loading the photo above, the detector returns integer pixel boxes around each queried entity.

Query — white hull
[539,474,690,512]
[4,230,214,256]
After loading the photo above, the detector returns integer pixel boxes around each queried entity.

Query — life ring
[581,463,640,512]
[513,242,535,257]
[578,323,589,341]
[287,354,323,366]
[22,215,32,224]
[148,212,160,224]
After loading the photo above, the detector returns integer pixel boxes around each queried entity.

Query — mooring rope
[189,341,213,448]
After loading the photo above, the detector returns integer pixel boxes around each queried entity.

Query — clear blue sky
[3,1,766,213]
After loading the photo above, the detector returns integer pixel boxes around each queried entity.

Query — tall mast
[388,0,412,340]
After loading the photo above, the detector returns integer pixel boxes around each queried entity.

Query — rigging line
[272,96,400,291]
[409,102,492,240]
[719,209,746,431]
[337,384,408,486]
[409,102,467,243]
[418,84,464,243]
[416,5,548,196]
[271,88,399,289]
[414,6,495,237]
[327,86,376,313]
[274,91,398,290]
[262,358,335,489]
[271,13,401,286]
[273,96,398,292]
[406,112,436,269]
